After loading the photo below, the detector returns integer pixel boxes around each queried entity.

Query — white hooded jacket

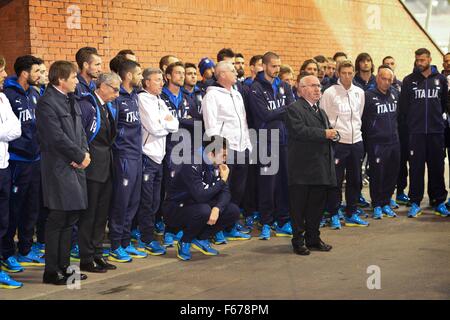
[202,85,252,152]
[320,79,365,144]
[0,92,21,169]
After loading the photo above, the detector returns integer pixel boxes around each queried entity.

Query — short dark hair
[48,61,77,86]
[118,59,140,80]
[235,53,244,59]
[279,65,293,79]
[333,52,347,61]
[262,52,280,65]
[314,55,327,63]
[159,55,177,71]
[382,56,394,64]
[217,48,235,62]
[355,52,374,73]
[203,135,229,154]
[249,55,263,66]
[415,48,431,57]
[75,47,98,71]
[117,49,135,56]
[184,62,196,70]
[14,55,42,78]
[300,59,319,73]
[378,64,393,72]
[109,55,127,74]
[165,61,185,76]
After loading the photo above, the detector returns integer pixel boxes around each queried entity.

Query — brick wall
[0,0,444,79]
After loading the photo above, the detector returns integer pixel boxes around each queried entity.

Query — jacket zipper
[230,93,243,149]
[425,79,428,134]
[347,92,354,144]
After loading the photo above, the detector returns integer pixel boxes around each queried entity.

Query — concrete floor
[1,195,449,300]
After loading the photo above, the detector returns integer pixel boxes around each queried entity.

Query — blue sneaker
[275,221,293,237]
[223,227,251,241]
[192,239,219,256]
[235,222,251,234]
[32,242,45,255]
[434,202,450,217]
[408,203,422,218]
[144,240,166,256]
[382,205,397,218]
[176,241,191,261]
[214,231,228,245]
[390,199,400,209]
[345,213,370,227]
[108,247,132,263]
[245,215,255,230]
[372,207,383,220]
[70,245,80,262]
[125,244,147,259]
[130,229,141,243]
[1,257,24,273]
[17,251,45,267]
[154,221,165,236]
[174,231,183,244]
[356,208,369,218]
[259,224,271,240]
[396,193,410,205]
[330,214,341,229]
[358,194,370,208]
[0,270,23,289]
[320,216,328,228]
[102,248,110,257]
[163,232,176,247]
[338,206,345,220]
[270,221,278,231]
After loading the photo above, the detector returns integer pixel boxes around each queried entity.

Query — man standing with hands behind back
[285,75,336,255]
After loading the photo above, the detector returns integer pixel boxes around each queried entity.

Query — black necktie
[312,104,318,112]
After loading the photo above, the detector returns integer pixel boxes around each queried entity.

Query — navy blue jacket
[181,86,203,121]
[392,78,402,93]
[353,74,376,91]
[249,71,295,145]
[112,86,142,160]
[3,76,40,161]
[75,74,96,98]
[362,87,399,144]
[399,66,448,135]
[165,160,231,213]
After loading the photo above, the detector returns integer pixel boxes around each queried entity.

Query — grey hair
[299,74,318,87]
[96,72,121,88]
[142,67,162,88]
[215,61,234,78]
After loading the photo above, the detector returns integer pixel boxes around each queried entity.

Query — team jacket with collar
[399,66,448,135]
[75,73,96,98]
[201,82,252,153]
[353,74,376,92]
[3,76,40,161]
[0,92,21,169]
[112,86,142,160]
[362,87,399,144]
[248,71,295,146]
[320,79,365,144]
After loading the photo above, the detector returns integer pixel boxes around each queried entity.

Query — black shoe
[94,257,117,270]
[80,262,107,273]
[293,245,310,256]
[43,271,68,285]
[307,240,332,252]
[63,269,88,280]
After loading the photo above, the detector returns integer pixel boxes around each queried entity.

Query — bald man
[362,65,400,219]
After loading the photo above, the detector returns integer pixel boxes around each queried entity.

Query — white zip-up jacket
[0,93,21,169]
[138,90,179,164]
[202,85,252,152]
[320,79,365,144]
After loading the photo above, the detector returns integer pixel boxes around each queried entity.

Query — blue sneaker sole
[0,283,23,289]
[213,241,228,245]
[175,247,191,261]
[225,236,251,241]
[17,261,44,267]
[258,236,271,240]
[345,222,369,227]
[191,244,219,256]
[126,253,147,259]
[408,211,422,218]
[275,232,293,238]
[434,211,450,217]
[1,266,24,273]
[108,256,132,263]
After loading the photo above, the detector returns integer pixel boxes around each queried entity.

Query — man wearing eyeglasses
[77,72,121,273]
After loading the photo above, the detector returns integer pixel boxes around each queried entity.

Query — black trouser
[367,142,400,208]
[397,126,409,195]
[36,191,49,244]
[78,178,112,264]
[408,133,447,206]
[45,210,80,274]
[289,184,327,247]
[328,141,364,217]
[0,168,11,262]
[242,162,258,217]
[163,201,240,243]
[228,150,249,207]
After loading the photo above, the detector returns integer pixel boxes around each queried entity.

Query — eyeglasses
[105,83,120,92]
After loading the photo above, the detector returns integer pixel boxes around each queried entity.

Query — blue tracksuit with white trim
[399,66,448,205]
[109,86,142,250]
[249,71,294,226]
[162,159,239,243]
[2,77,41,258]
[362,87,400,207]
[75,74,96,98]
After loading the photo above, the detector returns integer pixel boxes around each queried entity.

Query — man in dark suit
[285,75,337,255]
[36,61,91,285]
[77,72,120,273]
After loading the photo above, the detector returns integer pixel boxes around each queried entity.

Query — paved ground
[1,193,449,300]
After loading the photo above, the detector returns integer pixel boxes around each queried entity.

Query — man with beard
[399,48,449,218]
[74,47,102,97]
[2,55,44,271]
[235,53,246,83]
[243,55,263,87]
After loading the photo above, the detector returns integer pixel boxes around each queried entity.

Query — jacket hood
[205,82,236,95]
[3,76,26,94]
[255,71,281,88]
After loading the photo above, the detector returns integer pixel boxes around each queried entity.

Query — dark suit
[78,93,117,264]
[36,85,88,274]
[285,97,336,247]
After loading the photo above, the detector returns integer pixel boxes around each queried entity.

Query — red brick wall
[0,0,444,79]
[0,0,31,74]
